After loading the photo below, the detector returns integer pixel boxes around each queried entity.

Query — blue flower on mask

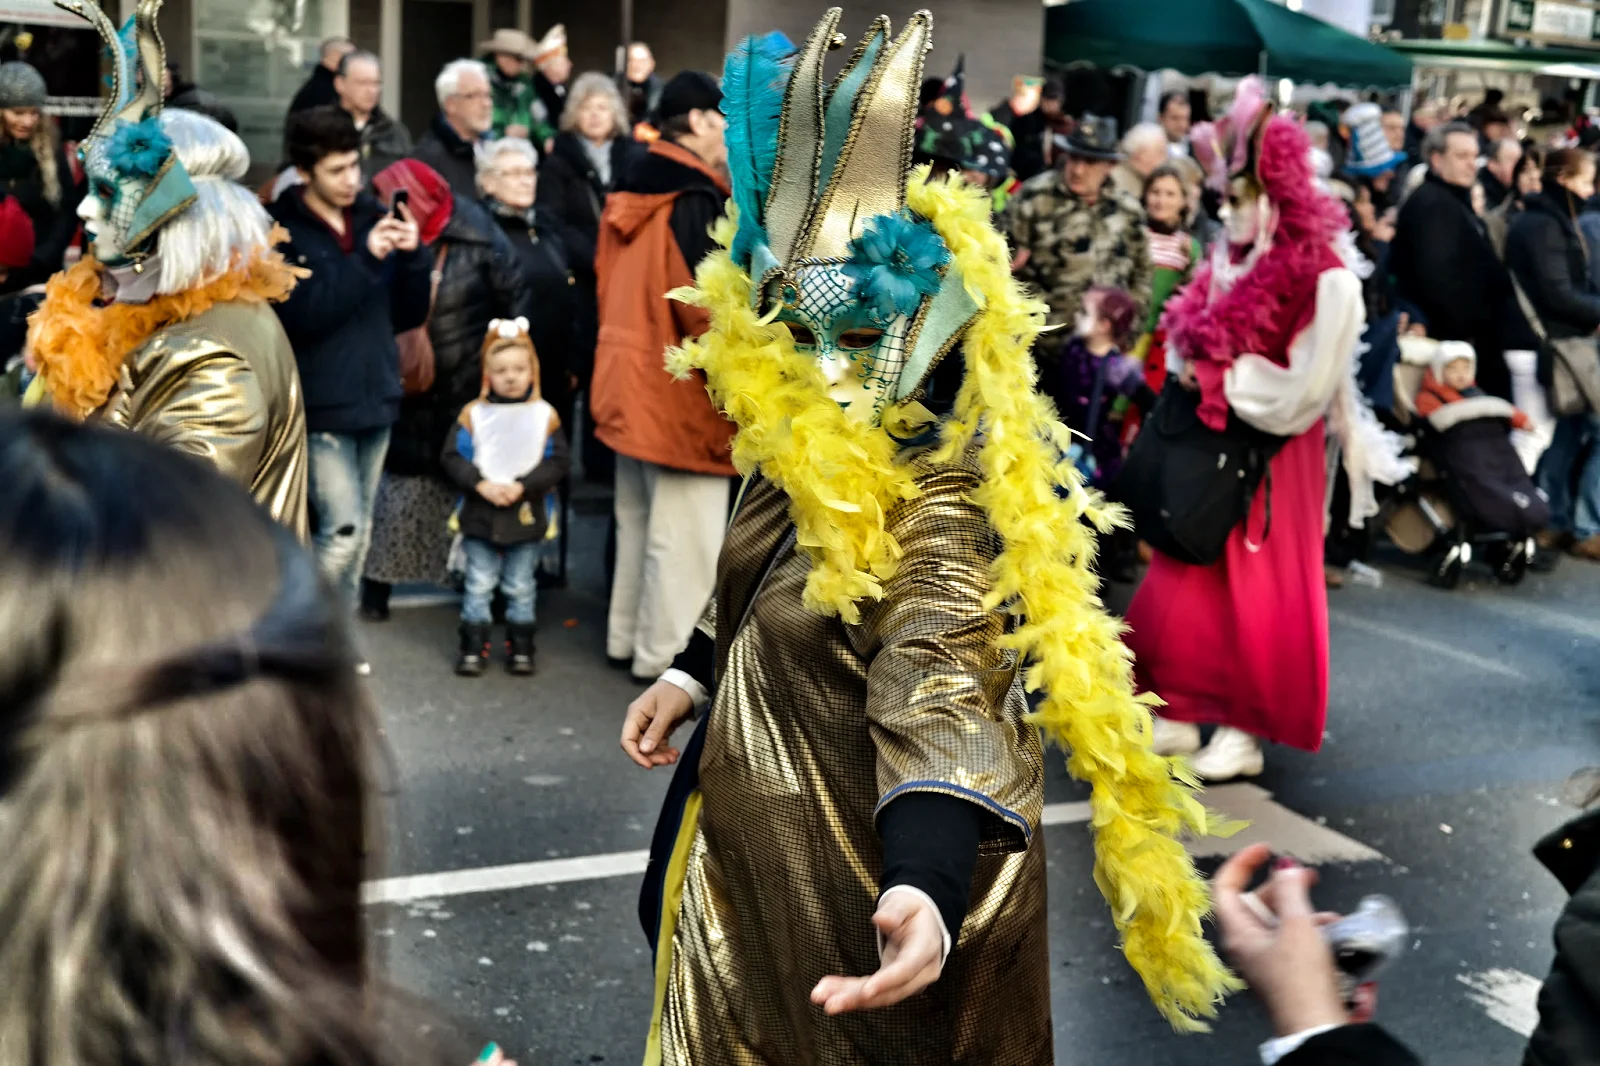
[842,211,949,322]
[106,117,172,180]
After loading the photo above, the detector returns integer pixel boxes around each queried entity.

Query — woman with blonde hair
[0,61,81,292]
[0,412,506,1066]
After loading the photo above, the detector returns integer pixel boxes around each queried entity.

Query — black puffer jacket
[1506,190,1600,341]
[385,196,534,477]
[487,201,587,422]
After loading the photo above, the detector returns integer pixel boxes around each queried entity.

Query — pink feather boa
[1161,116,1350,430]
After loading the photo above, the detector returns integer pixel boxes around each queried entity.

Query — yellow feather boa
[668,167,1243,1030]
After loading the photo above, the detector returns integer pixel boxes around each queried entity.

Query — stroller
[1381,339,1548,588]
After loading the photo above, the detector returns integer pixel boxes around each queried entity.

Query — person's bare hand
[1178,359,1200,390]
[1213,844,1348,1038]
[367,219,399,261]
[505,124,530,140]
[620,680,694,769]
[477,480,518,506]
[504,481,525,504]
[390,202,420,252]
[810,892,944,1014]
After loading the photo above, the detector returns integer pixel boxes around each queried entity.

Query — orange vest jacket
[590,140,736,476]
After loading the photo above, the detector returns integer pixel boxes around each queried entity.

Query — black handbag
[1114,379,1286,566]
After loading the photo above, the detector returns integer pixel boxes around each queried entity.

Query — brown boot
[1537,529,1574,553]
[1572,534,1600,562]
[1324,563,1346,589]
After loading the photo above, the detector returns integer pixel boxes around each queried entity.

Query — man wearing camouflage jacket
[1005,113,1151,366]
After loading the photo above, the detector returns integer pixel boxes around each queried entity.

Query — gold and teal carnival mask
[55,0,197,268]
[724,10,979,424]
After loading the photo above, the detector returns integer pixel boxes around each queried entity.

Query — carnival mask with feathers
[56,0,196,267]
[722,10,978,424]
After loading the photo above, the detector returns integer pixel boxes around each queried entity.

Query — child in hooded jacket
[442,318,570,676]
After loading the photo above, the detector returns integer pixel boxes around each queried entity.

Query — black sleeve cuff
[668,626,714,691]
[1280,1024,1422,1066]
[877,791,986,943]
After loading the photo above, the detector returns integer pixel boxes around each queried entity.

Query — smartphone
[391,189,409,218]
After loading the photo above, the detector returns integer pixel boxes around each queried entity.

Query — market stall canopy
[1045,0,1414,89]
[1387,38,1600,74]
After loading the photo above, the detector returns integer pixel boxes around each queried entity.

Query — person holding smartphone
[268,105,431,654]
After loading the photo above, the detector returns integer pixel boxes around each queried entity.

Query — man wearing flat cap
[1004,112,1151,362]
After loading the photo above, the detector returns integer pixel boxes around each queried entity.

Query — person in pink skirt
[1124,78,1378,782]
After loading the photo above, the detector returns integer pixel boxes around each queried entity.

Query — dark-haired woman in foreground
[0,412,514,1066]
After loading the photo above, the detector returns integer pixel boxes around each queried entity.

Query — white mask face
[78,192,126,264]
[1220,187,1261,246]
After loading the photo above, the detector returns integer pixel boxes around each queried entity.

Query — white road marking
[1329,610,1527,680]
[366,784,1382,905]
[1457,967,1542,1037]
[364,850,648,905]
[1470,597,1600,644]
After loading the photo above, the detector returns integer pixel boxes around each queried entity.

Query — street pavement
[361,493,1600,1066]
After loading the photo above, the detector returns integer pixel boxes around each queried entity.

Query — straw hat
[478,28,535,59]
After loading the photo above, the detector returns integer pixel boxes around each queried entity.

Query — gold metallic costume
[640,8,1238,1062]
[28,0,308,534]
[98,301,308,537]
[661,458,1051,1065]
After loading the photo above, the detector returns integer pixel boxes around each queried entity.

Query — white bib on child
[471,399,556,482]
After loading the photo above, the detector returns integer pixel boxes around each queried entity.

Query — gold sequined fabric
[97,300,309,538]
[660,449,1052,1066]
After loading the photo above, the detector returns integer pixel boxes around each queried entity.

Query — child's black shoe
[456,622,491,677]
[506,622,536,675]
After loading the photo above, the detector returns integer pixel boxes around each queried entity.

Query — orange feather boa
[28,227,306,419]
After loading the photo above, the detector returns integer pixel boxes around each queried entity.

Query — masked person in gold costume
[25,0,308,534]
[620,10,1241,1065]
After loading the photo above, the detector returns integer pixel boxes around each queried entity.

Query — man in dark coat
[268,106,431,620]
[288,37,354,116]
[1479,136,1522,214]
[334,50,412,189]
[1392,121,1517,399]
[412,59,494,197]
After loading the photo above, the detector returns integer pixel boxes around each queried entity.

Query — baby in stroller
[1390,339,1549,586]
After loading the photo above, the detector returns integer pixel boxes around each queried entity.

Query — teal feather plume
[721,31,795,269]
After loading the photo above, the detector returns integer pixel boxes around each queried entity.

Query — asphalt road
[361,493,1600,1066]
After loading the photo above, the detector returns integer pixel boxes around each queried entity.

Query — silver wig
[150,109,274,296]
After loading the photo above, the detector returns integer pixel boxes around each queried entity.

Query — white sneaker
[1151,717,1202,756]
[1188,726,1264,782]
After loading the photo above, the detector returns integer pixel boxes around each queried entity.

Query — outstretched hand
[620,680,694,769]
[810,891,944,1015]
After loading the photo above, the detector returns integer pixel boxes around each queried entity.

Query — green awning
[1388,38,1600,74]
[1044,0,1414,90]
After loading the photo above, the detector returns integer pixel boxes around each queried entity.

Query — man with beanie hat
[589,69,733,683]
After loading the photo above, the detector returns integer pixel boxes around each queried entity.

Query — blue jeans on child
[461,538,539,624]
[1535,412,1600,541]
[307,427,390,610]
